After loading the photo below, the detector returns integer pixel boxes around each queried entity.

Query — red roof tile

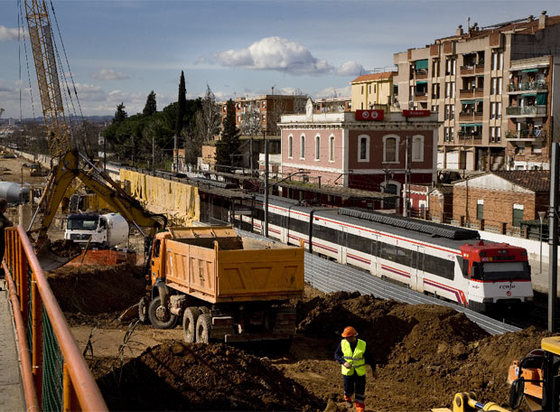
[493,170,550,192]
[351,72,396,84]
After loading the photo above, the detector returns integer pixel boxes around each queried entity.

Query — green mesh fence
[27,265,33,361]
[41,308,64,412]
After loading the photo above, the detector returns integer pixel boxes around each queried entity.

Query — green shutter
[513,208,524,227]
[537,93,548,105]
[416,59,429,69]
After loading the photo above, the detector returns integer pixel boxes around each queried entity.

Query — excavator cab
[508,337,560,411]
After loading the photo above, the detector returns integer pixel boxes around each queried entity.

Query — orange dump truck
[139,226,305,344]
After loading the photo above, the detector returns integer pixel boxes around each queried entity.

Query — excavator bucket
[35,241,82,272]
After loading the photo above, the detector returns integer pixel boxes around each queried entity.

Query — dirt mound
[48,263,145,316]
[96,341,323,411]
[291,291,548,411]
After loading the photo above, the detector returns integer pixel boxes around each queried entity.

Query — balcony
[458,131,482,141]
[506,105,547,117]
[459,88,484,99]
[413,93,428,102]
[507,81,548,93]
[460,65,475,76]
[475,63,485,74]
[414,71,428,80]
[505,129,547,141]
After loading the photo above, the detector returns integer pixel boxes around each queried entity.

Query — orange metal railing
[4,226,108,411]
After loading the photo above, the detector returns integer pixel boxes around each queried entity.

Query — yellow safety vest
[341,339,367,376]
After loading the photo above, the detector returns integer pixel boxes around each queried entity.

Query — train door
[415,245,425,292]
[338,226,347,264]
[369,234,378,275]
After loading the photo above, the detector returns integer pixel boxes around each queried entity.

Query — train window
[456,256,468,278]
[394,247,413,266]
[424,254,454,280]
[471,263,482,280]
[380,243,397,262]
[347,233,370,254]
[269,212,283,227]
[314,224,338,242]
[288,217,309,235]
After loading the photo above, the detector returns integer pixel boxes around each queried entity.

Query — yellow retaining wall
[119,170,200,226]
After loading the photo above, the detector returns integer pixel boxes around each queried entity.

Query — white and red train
[238,196,533,312]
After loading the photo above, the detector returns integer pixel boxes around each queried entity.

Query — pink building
[279,101,440,204]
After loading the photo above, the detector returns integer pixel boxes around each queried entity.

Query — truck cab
[64,212,128,248]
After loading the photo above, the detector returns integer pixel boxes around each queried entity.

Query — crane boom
[24,0,70,157]
[23,0,167,266]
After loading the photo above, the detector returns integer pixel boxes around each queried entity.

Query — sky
[1,0,560,119]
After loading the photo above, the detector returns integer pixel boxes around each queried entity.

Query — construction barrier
[119,169,200,226]
[3,226,108,412]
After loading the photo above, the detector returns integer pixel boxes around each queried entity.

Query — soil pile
[48,263,145,324]
[289,291,550,411]
[96,341,323,411]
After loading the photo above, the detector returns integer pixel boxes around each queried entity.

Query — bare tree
[240,101,263,137]
[195,85,222,142]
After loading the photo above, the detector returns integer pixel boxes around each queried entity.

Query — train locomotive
[238,196,533,312]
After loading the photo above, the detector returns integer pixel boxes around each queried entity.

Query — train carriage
[239,196,533,312]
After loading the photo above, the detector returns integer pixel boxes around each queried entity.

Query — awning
[461,123,483,127]
[461,100,475,104]
[415,59,429,69]
[415,80,428,85]
[521,93,537,97]
[522,68,539,73]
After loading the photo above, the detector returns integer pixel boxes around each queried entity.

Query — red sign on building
[355,109,384,121]
[402,109,431,117]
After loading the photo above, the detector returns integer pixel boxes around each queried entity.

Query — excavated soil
[47,263,146,326]
[48,266,550,411]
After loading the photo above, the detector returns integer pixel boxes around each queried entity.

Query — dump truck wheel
[183,307,200,343]
[199,306,210,315]
[196,313,212,343]
[148,296,178,329]
[138,297,149,324]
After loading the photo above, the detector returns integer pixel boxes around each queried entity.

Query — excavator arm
[32,150,167,241]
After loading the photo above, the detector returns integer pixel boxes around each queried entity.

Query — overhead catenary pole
[264,129,269,238]
[548,142,559,333]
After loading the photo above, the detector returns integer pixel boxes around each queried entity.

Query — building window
[445,104,455,120]
[492,50,503,70]
[432,59,440,77]
[411,135,424,162]
[513,204,524,227]
[358,135,370,162]
[288,135,293,158]
[490,102,496,119]
[491,77,503,95]
[432,83,440,99]
[329,135,335,162]
[315,135,320,160]
[361,85,364,95]
[445,57,456,75]
[477,199,484,220]
[490,127,501,143]
[300,134,305,159]
[374,84,377,93]
[383,135,399,163]
[445,82,455,98]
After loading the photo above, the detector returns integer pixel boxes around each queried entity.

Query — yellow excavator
[24,0,166,269]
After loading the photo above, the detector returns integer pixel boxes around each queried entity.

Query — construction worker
[334,326,374,412]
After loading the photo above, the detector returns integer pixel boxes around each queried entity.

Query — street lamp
[539,210,547,273]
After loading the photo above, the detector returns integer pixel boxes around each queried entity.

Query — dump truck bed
[162,227,304,304]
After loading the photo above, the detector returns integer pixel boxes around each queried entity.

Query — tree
[143,91,157,116]
[215,99,240,170]
[194,84,221,142]
[176,71,187,137]
[240,101,262,137]
[113,103,127,123]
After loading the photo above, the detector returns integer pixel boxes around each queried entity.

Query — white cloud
[0,26,20,42]
[91,69,130,81]
[215,37,335,75]
[336,61,365,76]
[74,83,106,101]
[314,85,351,99]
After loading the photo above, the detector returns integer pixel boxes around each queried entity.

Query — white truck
[64,212,129,248]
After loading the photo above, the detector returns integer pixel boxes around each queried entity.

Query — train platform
[528,257,560,295]
[0,280,25,411]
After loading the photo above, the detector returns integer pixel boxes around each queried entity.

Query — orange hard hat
[341,326,358,338]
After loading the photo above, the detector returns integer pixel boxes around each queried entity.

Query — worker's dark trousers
[343,374,366,403]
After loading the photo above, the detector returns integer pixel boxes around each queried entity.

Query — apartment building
[220,95,307,136]
[394,11,560,172]
[313,97,351,113]
[350,71,397,111]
